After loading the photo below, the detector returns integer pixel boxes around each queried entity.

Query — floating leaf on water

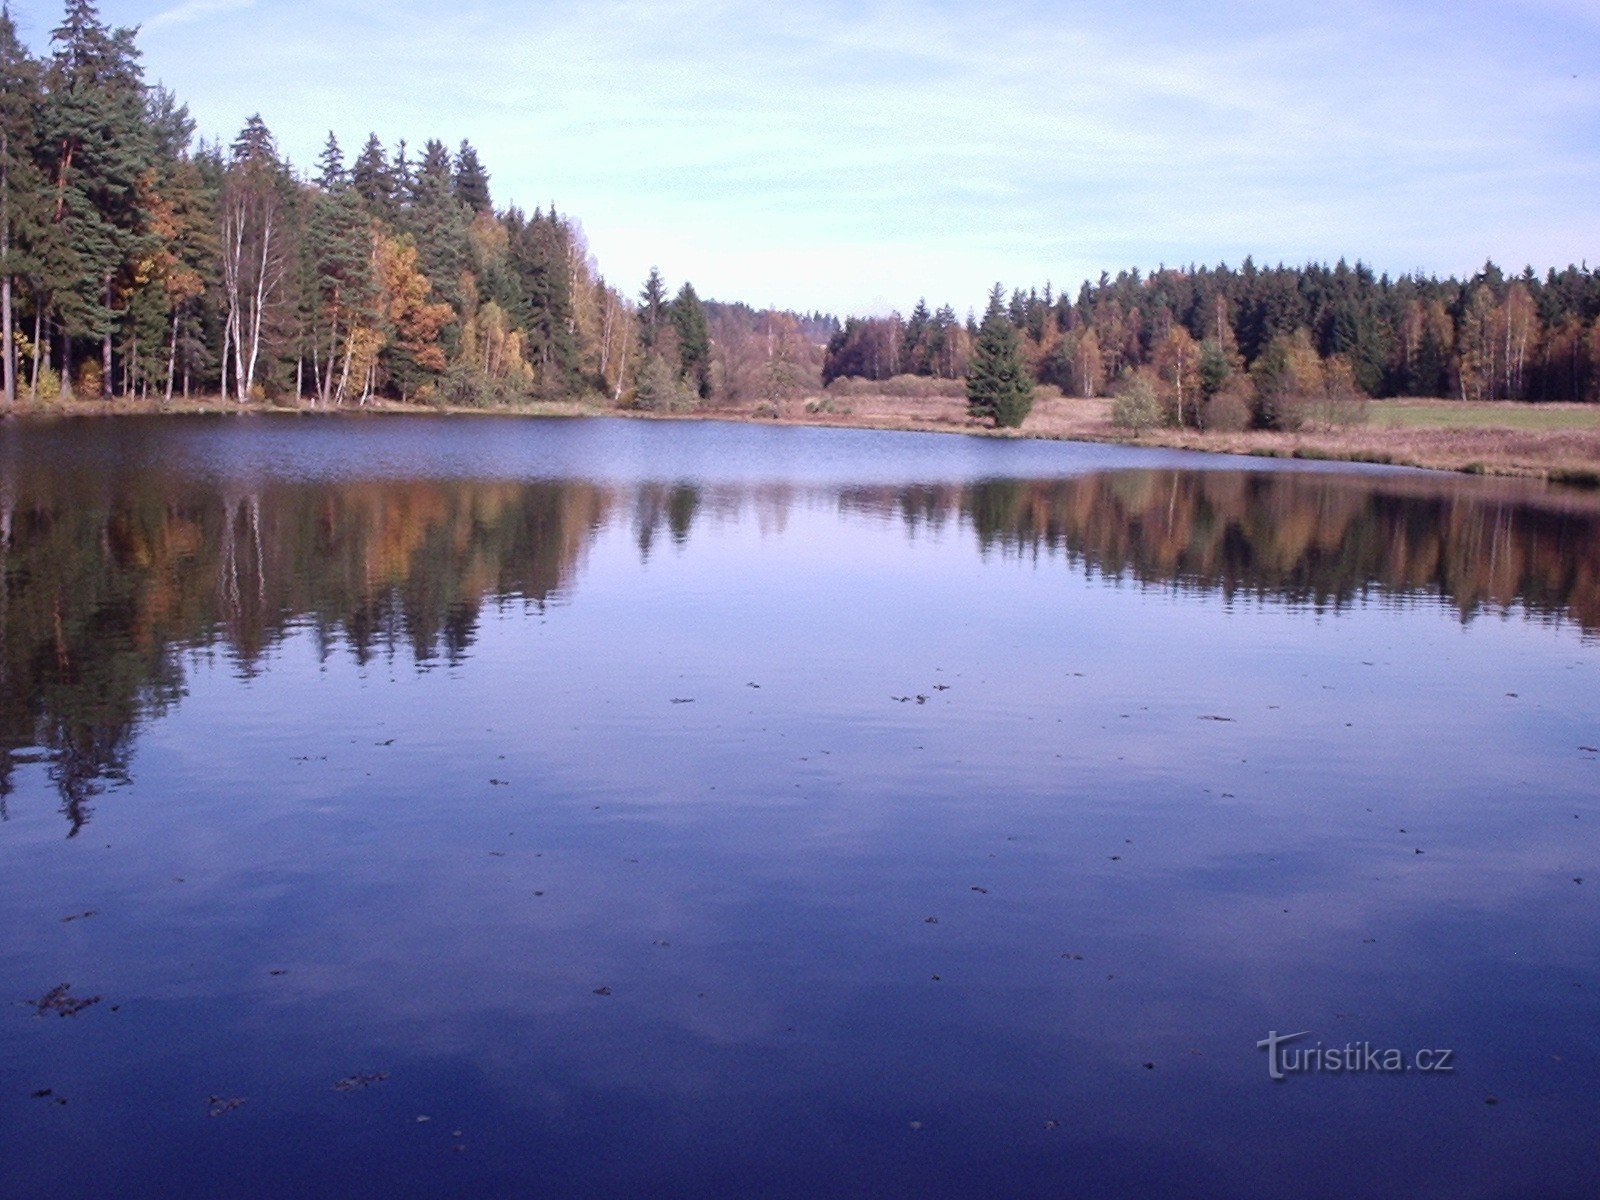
[333,1072,390,1092]
[33,984,101,1018]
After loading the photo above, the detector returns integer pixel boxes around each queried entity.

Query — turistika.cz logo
[1257,1031,1456,1081]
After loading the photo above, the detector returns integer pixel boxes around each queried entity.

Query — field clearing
[1369,399,1600,431]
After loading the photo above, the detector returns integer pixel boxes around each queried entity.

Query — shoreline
[5,393,1598,488]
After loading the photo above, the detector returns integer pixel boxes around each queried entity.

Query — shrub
[1309,355,1371,427]
[32,364,61,403]
[631,353,698,413]
[879,374,966,399]
[1201,386,1253,432]
[1110,373,1167,434]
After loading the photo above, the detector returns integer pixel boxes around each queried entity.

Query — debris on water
[746,683,761,689]
[534,891,545,897]
[970,886,988,894]
[924,917,940,924]
[916,696,928,705]
[908,1121,923,1131]
[670,698,695,705]
[31,1089,66,1105]
[934,684,951,692]
[207,1096,246,1117]
[1580,747,1598,754]
[1485,1096,1499,1106]
[1143,1062,1156,1070]
[489,779,509,787]
[33,984,101,1018]
[1062,953,1084,961]
[1575,878,1584,885]
[488,851,506,857]
[376,738,396,746]
[1044,1119,1060,1129]
[60,911,98,923]
[416,1115,432,1123]
[269,969,288,977]
[892,696,910,703]
[333,1072,389,1092]
[593,987,612,996]
[1199,716,1235,722]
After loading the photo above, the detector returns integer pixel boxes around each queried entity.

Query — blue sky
[13,0,1600,315]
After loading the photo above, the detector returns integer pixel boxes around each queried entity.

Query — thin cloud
[146,0,256,30]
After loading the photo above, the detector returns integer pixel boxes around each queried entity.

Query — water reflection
[2,420,1598,1200]
[2,455,1597,836]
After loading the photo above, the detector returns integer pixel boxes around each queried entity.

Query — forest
[0,2,833,411]
[2,2,1599,422]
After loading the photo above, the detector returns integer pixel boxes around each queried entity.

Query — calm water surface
[1,416,1597,1199]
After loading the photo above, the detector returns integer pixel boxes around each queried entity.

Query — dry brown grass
[706,391,1600,485]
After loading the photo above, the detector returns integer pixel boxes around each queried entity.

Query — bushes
[630,352,698,413]
[1201,385,1253,432]
[1110,373,1167,433]
[441,363,530,408]
[826,374,965,399]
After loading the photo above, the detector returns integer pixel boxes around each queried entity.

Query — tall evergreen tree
[350,133,394,218]
[41,0,153,396]
[670,281,710,399]
[638,267,668,351]
[0,3,44,404]
[315,132,345,192]
[453,140,491,214]
[967,284,1034,427]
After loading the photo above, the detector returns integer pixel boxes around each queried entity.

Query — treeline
[825,260,1600,413]
[0,2,827,410]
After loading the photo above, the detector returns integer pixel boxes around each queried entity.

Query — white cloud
[145,0,255,31]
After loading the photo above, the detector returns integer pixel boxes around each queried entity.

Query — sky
[12,0,1600,315]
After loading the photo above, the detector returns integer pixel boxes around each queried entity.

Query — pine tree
[402,139,470,354]
[966,284,1033,427]
[901,298,930,375]
[453,141,491,214]
[41,0,153,397]
[350,133,394,218]
[0,3,45,404]
[670,281,710,400]
[316,132,345,192]
[638,267,668,351]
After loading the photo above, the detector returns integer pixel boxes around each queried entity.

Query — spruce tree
[351,133,394,217]
[453,141,491,214]
[670,281,710,400]
[316,132,345,192]
[42,0,154,397]
[966,284,1033,427]
[638,267,668,351]
[0,3,44,404]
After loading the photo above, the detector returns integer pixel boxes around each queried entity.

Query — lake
[1,415,1596,1199]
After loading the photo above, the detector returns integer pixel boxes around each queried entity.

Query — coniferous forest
[2,2,1599,418]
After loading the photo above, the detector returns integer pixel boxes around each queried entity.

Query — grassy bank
[6,391,1599,486]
